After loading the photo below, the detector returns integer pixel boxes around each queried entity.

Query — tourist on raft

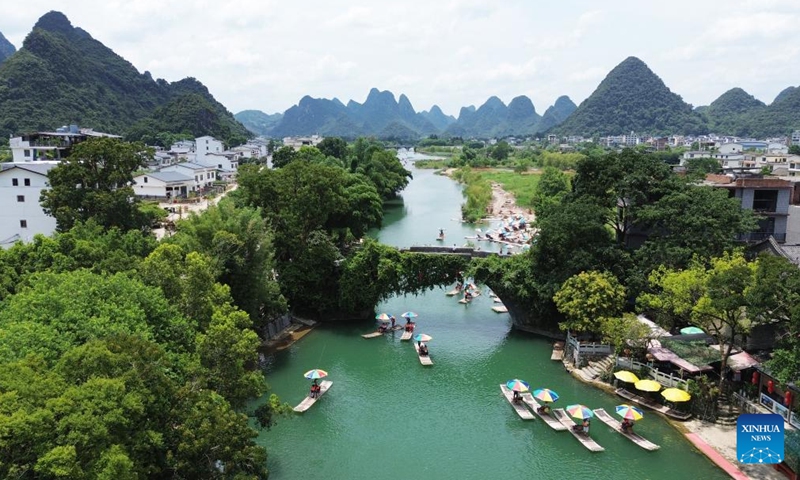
[310,379,321,398]
[620,418,634,433]
[419,343,429,356]
[378,323,388,333]
[512,390,522,404]
[390,315,396,329]
[404,319,415,331]
[537,404,551,415]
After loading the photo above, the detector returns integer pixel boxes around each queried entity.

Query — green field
[479,171,542,208]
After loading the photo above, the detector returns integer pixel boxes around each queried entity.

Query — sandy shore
[441,168,535,226]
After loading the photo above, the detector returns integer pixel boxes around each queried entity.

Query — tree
[553,271,626,333]
[271,145,296,168]
[685,157,721,179]
[531,167,570,219]
[789,145,800,155]
[637,252,759,389]
[317,136,349,160]
[41,138,158,232]
[490,140,512,161]
[601,313,652,355]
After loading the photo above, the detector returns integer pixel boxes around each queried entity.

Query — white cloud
[2,0,800,117]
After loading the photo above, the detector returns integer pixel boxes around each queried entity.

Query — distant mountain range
[246,90,575,140]
[0,11,249,144]
[0,31,15,65]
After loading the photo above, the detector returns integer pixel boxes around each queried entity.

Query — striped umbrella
[375,313,391,321]
[506,379,530,392]
[413,333,432,343]
[566,404,594,420]
[401,312,418,319]
[615,404,644,421]
[533,388,559,403]
[303,369,328,379]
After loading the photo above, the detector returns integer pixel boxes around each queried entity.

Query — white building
[9,127,120,162]
[283,135,323,150]
[195,136,224,163]
[792,131,800,146]
[0,163,58,247]
[231,144,267,159]
[159,162,217,191]
[132,171,195,198]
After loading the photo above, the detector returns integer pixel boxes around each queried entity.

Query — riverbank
[563,356,782,480]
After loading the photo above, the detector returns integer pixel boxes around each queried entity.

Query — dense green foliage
[0,11,248,144]
[41,138,163,232]
[553,57,708,136]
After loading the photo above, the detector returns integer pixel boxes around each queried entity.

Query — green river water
[255,160,728,480]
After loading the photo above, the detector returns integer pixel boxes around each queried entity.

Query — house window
[19,220,27,228]
[12,178,18,186]
[24,178,30,186]
[218,164,223,169]
[23,149,30,157]
[143,177,148,183]
[16,195,24,202]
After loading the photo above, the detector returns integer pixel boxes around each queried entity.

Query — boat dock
[521,395,567,430]
[413,342,434,365]
[499,385,536,420]
[293,380,333,412]
[615,388,691,420]
[552,408,605,452]
[550,341,564,361]
[592,408,660,451]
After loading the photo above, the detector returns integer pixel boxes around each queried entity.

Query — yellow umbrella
[613,370,640,383]
[635,379,662,392]
[661,388,691,402]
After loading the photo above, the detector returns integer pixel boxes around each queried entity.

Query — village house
[9,125,120,162]
[0,163,58,247]
[158,162,218,192]
[283,135,323,150]
[131,171,195,199]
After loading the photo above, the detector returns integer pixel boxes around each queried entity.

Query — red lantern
[786,391,793,407]
[768,380,775,394]
[752,371,760,385]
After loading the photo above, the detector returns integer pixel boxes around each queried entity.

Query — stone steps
[573,354,616,382]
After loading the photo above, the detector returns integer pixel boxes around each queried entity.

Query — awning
[648,346,713,373]
[727,351,760,372]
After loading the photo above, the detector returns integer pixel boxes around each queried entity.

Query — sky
[2,0,800,117]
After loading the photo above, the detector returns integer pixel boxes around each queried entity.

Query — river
[254,159,727,479]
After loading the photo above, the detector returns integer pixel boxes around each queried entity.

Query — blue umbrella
[401,311,418,319]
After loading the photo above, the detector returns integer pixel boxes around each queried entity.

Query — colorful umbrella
[615,404,644,421]
[680,326,705,335]
[303,369,328,379]
[533,388,559,403]
[661,388,692,402]
[401,312,418,319]
[506,379,531,392]
[635,379,662,392]
[613,370,640,383]
[566,404,594,420]
[375,313,391,321]
[413,333,432,343]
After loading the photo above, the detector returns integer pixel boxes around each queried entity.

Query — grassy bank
[414,159,449,169]
[479,171,542,209]
[416,146,459,157]
[450,168,544,222]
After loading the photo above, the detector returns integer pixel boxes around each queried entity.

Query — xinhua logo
[737,413,784,464]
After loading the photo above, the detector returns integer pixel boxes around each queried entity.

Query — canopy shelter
[647,346,713,374]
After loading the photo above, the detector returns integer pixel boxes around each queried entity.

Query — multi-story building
[283,135,323,150]
[704,174,792,243]
[0,163,58,247]
[9,125,120,162]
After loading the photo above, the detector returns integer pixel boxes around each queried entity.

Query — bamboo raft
[552,408,605,452]
[400,328,414,341]
[446,288,461,296]
[413,342,434,365]
[550,341,564,361]
[492,306,508,313]
[614,388,691,420]
[499,385,536,420]
[592,408,660,451]
[521,395,567,430]
[361,325,402,339]
[293,380,333,412]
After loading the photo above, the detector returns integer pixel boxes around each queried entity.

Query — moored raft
[400,328,414,341]
[499,385,536,420]
[361,325,402,339]
[614,388,691,420]
[413,342,433,365]
[592,408,660,451]
[521,394,567,430]
[293,380,333,413]
[552,408,605,452]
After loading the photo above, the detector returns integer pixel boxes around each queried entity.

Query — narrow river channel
[255,158,727,479]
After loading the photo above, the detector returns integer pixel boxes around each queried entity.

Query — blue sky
[3,0,799,116]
